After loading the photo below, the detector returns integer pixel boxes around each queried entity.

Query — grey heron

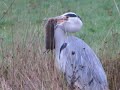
[45,12,109,90]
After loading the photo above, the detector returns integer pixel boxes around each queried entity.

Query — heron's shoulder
[65,36,96,57]
[66,36,82,42]
[66,36,88,47]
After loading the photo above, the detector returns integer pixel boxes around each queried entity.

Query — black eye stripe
[65,14,77,17]
[65,13,82,21]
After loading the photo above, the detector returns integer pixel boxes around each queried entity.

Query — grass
[0,0,120,90]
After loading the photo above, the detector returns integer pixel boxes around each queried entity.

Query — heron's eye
[66,16,69,19]
[65,16,69,20]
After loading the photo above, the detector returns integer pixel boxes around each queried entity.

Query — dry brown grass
[0,29,69,90]
[103,57,120,90]
[0,29,120,90]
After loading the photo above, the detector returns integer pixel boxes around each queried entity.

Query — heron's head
[45,12,83,50]
[55,12,83,32]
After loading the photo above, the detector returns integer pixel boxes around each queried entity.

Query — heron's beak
[54,15,68,24]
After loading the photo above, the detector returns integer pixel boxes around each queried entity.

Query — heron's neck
[54,28,66,59]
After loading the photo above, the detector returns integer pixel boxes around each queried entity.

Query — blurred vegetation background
[0,0,120,58]
[0,0,120,90]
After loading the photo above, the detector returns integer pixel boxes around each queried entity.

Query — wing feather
[61,36,108,90]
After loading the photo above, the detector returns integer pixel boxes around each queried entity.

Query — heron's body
[46,12,109,90]
[54,27,108,90]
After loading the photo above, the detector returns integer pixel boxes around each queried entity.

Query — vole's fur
[45,19,57,50]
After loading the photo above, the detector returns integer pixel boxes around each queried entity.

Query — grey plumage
[61,36,108,90]
[46,12,109,90]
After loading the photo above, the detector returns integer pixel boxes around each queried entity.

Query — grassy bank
[0,0,120,90]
